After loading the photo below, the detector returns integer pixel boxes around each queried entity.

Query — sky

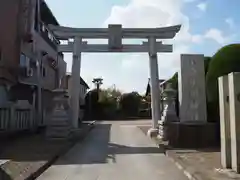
[46,0,240,94]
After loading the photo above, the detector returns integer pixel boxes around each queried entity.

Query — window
[59,78,62,87]
[20,54,26,66]
[20,53,30,67]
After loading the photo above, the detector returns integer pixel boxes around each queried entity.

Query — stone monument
[179,54,207,122]
[168,54,217,148]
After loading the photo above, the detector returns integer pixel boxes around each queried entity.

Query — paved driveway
[37,120,188,180]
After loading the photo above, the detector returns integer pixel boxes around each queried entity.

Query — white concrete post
[70,37,82,129]
[229,72,240,173]
[218,75,231,168]
[148,37,161,129]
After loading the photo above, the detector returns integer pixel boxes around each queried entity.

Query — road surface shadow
[0,124,92,163]
[108,143,164,155]
[55,123,164,165]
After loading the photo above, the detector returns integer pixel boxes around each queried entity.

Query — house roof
[40,0,60,26]
[145,78,166,96]
[66,74,90,89]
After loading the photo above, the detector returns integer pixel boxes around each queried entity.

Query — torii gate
[49,24,181,136]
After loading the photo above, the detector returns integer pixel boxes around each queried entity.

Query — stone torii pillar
[148,37,161,135]
[70,37,82,128]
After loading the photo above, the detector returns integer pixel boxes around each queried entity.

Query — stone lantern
[158,83,179,141]
[46,89,71,139]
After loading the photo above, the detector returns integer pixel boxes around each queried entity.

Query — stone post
[228,72,240,172]
[218,75,231,168]
[70,37,82,129]
[147,37,161,137]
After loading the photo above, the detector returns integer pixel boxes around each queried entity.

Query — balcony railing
[39,21,60,50]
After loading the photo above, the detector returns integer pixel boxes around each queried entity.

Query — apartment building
[0,0,66,124]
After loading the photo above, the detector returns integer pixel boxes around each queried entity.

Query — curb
[26,123,95,180]
[164,149,204,180]
[139,126,206,180]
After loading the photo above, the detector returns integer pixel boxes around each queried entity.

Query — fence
[0,103,36,132]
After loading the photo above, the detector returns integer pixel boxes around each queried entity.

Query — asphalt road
[37,120,188,180]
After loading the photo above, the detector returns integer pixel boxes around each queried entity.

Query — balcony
[39,21,60,50]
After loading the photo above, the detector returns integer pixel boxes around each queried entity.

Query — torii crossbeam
[49,24,181,136]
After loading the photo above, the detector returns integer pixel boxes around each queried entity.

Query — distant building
[62,74,89,120]
[145,79,166,96]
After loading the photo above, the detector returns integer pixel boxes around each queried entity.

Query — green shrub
[204,56,211,75]
[119,92,141,117]
[206,44,240,121]
[168,72,178,90]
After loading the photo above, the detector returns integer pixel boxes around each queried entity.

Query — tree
[168,72,178,90]
[119,92,141,117]
[204,56,212,75]
[206,44,240,122]
[84,89,100,120]
[98,87,122,119]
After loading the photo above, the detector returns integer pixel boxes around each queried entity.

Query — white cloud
[225,18,235,29]
[204,28,229,45]
[101,0,199,93]
[191,34,204,43]
[197,2,207,11]
[188,28,230,45]
[184,0,197,2]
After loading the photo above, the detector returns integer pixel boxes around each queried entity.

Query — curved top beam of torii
[48,24,181,40]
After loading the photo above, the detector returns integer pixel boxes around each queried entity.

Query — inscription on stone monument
[179,54,207,122]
